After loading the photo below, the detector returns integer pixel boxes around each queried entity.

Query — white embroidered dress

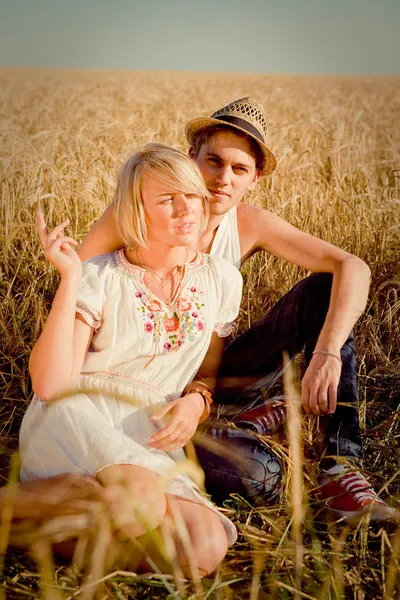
[19,250,242,544]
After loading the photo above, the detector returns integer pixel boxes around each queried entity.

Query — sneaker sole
[322,504,400,524]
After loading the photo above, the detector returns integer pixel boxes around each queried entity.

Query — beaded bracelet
[312,350,342,364]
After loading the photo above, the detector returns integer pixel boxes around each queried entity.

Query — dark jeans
[194,273,362,505]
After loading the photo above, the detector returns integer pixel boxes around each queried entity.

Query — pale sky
[0,0,399,75]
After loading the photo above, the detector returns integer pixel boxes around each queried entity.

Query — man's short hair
[190,125,266,173]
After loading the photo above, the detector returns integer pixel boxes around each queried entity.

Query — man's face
[191,130,261,216]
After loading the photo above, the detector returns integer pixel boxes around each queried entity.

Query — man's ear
[248,171,262,191]
[188,146,195,160]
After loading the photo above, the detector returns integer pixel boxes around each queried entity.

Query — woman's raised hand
[36,210,82,279]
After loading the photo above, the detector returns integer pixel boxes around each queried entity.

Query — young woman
[19,143,242,575]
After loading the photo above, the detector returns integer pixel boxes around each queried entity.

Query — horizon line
[1,66,399,79]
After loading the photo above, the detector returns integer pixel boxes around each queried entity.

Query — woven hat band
[214,115,265,144]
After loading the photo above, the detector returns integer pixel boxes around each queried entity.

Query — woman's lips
[175,222,195,233]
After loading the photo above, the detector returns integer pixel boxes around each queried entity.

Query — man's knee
[243,444,283,504]
[195,429,283,505]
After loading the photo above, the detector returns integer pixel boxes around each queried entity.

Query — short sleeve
[76,255,110,330]
[211,257,243,338]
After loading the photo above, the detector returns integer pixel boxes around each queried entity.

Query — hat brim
[185,117,277,176]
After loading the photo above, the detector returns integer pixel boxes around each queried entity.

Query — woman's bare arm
[29,298,93,401]
[30,213,94,401]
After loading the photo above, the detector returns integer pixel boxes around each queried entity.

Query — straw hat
[185,97,277,176]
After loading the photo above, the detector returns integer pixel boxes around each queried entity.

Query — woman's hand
[148,393,204,451]
[37,210,81,280]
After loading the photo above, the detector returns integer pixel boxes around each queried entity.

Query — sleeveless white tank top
[209,207,241,269]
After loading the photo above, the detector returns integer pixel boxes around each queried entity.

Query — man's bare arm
[78,204,124,261]
[240,204,371,415]
[242,205,370,350]
[190,331,226,394]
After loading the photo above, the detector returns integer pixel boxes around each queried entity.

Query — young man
[77,97,395,522]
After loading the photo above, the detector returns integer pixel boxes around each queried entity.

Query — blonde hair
[112,142,210,248]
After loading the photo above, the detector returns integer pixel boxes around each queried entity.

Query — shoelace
[337,472,385,506]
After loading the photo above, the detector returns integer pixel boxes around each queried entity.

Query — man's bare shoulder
[237,203,277,235]
[237,202,274,222]
[236,203,279,260]
[237,200,354,270]
[236,201,314,258]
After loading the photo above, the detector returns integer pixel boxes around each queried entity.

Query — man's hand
[148,393,204,451]
[301,353,342,415]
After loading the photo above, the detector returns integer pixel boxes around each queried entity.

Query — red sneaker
[233,397,287,435]
[315,470,399,523]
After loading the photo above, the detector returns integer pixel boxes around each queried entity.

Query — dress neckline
[115,248,203,275]
[114,249,206,310]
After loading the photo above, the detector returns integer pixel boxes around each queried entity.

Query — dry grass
[0,68,400,598]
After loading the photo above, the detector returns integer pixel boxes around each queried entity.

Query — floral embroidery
[164,315,179,332]
[148,298,163,313]
[135,285,206,352]
[176,298,192,312]
[113,249,208,354]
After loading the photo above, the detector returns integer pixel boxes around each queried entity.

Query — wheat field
[0,69,400,599]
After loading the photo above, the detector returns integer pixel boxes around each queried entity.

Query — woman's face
[141,174,205,247]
